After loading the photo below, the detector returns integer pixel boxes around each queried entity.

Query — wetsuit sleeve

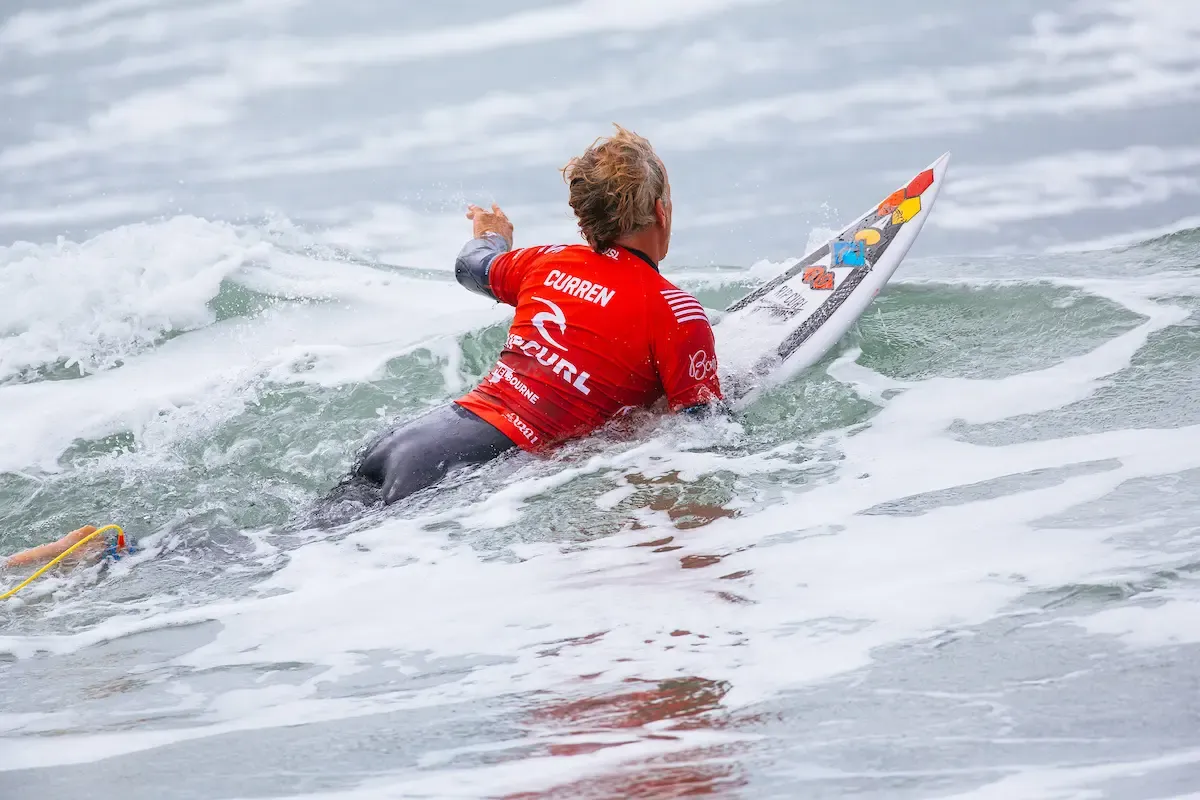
[651,290,724,412]
[454,233,510,301]
[485,244,545,306]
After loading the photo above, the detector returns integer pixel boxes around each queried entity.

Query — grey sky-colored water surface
[3,2,1200,798]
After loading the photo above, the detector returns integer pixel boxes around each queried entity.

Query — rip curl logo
[688,350,718,381]
[530,296,568,351]
[502,332,591,395]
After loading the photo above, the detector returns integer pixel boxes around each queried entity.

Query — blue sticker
[832,240,866,266]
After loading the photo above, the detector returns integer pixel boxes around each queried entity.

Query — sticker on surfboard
[715,153,950,408]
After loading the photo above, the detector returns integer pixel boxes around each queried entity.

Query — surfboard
[715,153,950,408]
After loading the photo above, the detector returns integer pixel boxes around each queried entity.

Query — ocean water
[3,1,1200,798]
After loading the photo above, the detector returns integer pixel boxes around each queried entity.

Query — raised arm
[454,233,510,301]
[455,203,515,302]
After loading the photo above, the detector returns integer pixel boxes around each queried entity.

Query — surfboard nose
[930,151,951,176]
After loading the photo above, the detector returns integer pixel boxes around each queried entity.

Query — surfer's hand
[679,401,729,418]
[466,204,513,249]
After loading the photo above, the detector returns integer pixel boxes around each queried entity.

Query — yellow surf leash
[1,523,129,601]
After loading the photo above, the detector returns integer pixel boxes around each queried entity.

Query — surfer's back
[456,241,722,449]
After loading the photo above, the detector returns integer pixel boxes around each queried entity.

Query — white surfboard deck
[715,153,950,409]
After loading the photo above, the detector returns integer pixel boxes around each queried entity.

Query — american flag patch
[661,289,708,324]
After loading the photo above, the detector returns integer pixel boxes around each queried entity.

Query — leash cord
[1,524,126,601]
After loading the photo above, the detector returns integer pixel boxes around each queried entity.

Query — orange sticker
[802,266,835,290]
[877,189,905,214]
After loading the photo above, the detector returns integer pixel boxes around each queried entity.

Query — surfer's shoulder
[646,276,706,324]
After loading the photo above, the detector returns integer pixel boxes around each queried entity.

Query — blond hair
[562,125,668,252]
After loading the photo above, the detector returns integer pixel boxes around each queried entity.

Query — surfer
[335,124,724,509]
[3,125,724,570]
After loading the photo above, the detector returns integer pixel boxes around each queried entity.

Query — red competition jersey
[456,244,723,450]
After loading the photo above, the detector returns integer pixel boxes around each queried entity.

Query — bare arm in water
[3,525,103,569]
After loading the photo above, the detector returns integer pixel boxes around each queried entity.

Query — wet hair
[562,124,668,252]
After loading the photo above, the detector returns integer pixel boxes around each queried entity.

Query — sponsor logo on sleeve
[687,349,719,381]
[660,289,709,324]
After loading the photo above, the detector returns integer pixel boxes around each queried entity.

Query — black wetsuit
[354,403,515,505]
[318,235,517,516]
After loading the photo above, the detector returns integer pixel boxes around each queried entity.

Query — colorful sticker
[877,189,905,215]
[832,240,867,266]
[892,196,921,224]
[802,266,835,290]
[906,169,934,198]
[854,228,882,246]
